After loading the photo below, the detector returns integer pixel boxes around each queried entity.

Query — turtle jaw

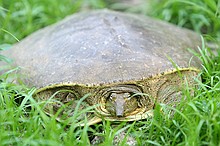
[96,107,154,122]
[79,108,154,126]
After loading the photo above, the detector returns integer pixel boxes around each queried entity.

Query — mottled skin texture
[1,10,201,124]
[36,69,198,123]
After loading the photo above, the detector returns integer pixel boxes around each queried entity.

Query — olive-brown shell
[2,10,201,88]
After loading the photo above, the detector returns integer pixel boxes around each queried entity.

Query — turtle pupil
[109,94,116,101]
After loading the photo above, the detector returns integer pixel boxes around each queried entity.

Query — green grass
[1,0,220,145]
[0,0,106,44]
[149,0,220,40]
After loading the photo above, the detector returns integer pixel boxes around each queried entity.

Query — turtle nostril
[116,109,124,117]
[116,114,123,117]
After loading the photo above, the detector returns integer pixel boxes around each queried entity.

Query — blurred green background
[1,0,220,44]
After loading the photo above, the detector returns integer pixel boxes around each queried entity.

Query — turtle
[1,9,201,125]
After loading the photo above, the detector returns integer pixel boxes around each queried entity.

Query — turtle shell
[2,10,201,124]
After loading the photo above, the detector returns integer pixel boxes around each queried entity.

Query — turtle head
[105,92,138,117]
[96,85,152,120]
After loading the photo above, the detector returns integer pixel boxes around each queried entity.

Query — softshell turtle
[1,10,201,125]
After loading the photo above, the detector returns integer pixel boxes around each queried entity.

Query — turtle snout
[105,92,125,117]
[115,98,125,117]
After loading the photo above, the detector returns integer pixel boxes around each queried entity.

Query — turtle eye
[123,92,132,100]
[108,93,116,101]
[127,92,137,99]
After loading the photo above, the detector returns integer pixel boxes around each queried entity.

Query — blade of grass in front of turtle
[65,93,101,126]
[165,54,184,78]
[116,122,136,146]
